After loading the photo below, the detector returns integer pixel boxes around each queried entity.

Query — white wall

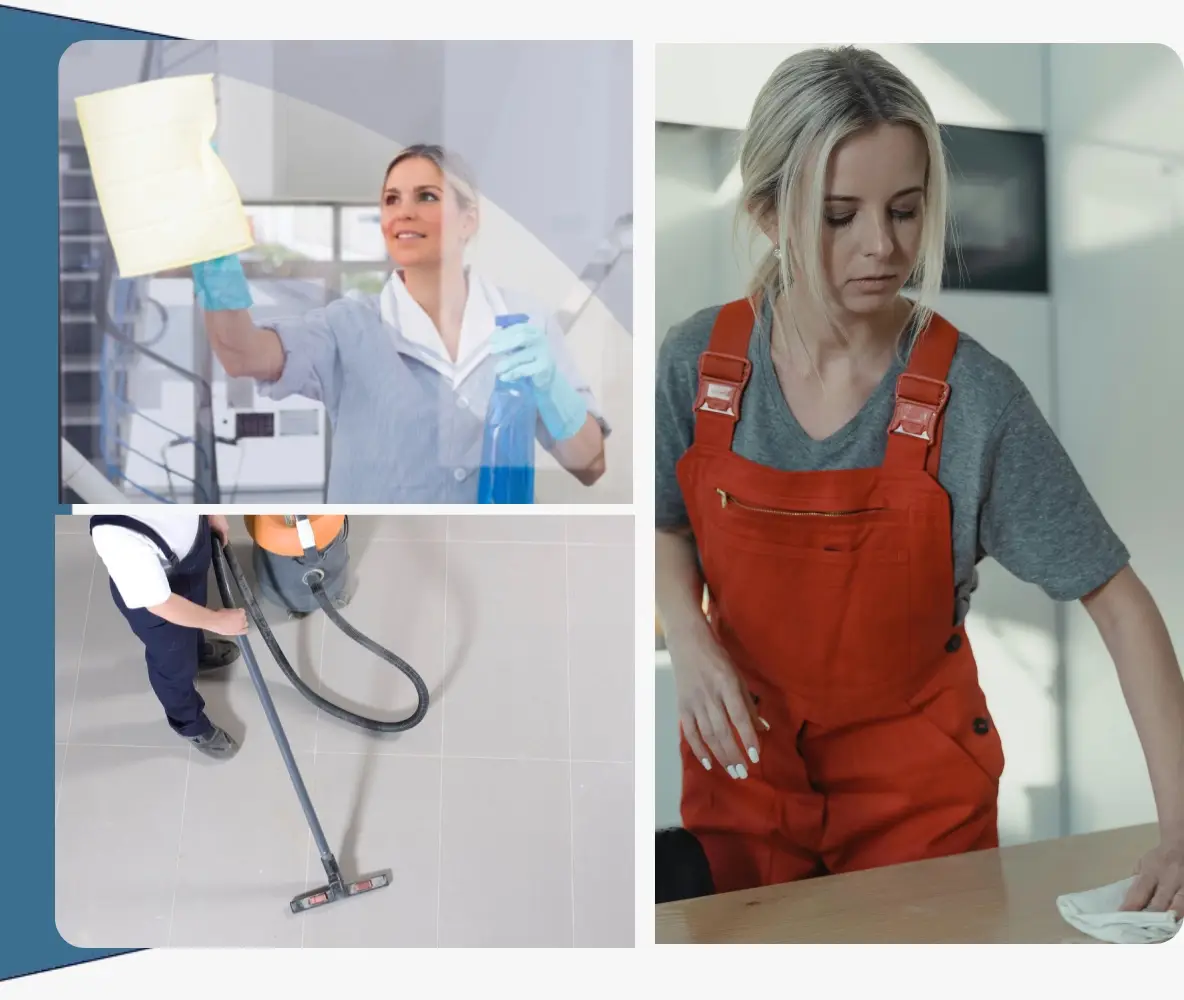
[268,41,446,202]
[215,44,275,201]
[654,44,1061,842]
[1047,43,1184,835]
[656,43,1047,132]
[655,123,748,351]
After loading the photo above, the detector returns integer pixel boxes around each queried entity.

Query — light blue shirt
[256,280,609,502]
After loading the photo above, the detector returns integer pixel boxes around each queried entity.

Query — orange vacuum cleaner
[244,515,350,619]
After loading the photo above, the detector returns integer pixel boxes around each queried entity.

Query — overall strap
[89,515,182,571]
[691,299,758,451]
[882,311,960,478]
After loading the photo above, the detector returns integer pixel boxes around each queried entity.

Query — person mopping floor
[89,512,248,760]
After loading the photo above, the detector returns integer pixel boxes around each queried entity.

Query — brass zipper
[716,489,885,517]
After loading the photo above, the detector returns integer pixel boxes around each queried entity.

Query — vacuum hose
[210,533,430,733]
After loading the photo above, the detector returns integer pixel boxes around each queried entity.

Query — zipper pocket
[716,489,886,517]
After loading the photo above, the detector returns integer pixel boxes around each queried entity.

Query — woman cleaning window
[195,144,609,502]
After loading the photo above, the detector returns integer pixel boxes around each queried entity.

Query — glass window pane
[246,276,330,326]
[243,205,334,263]
[341,206,388,261]
[140,276,199,371]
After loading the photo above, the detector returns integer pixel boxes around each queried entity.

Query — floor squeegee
[210,517,429,913]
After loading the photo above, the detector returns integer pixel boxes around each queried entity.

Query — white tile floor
[54,514,635,948]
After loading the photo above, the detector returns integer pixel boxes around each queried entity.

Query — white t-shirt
[378,268,506,388]
[91,513,203,611]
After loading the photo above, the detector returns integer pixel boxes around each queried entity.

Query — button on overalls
[676,300,1005,893]
[90,515,215,739]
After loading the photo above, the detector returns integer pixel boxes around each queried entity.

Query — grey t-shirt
[656,301,1130,623]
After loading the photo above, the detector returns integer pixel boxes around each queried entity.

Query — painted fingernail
[759,717,771,731]
[748,746,759,764]
[700,757,711,771]
[726,765,738,779]
[735,764,748,780]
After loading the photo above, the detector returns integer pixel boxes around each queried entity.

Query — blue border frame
[1,4,176,980]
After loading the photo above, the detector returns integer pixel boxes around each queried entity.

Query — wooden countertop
[656,823,1160,944]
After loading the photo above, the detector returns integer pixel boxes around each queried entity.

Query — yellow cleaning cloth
[74,74,254,278]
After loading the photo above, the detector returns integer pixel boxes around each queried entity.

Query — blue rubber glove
[490,320,589,442]
[190,139,253,311]
[191,253,253,312]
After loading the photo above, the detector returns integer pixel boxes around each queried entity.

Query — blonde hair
[384,143,479,210]
[736,46,951,356]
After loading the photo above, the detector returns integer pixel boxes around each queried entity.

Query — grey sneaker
[199,638,240,672]
[188,724,239,760]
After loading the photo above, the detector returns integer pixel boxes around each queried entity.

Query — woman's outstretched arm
[192,253,285,380]
[203,310,285,381]
[1082,565,1184,915]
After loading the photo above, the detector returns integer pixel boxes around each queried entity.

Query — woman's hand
[1121,838,1184,917]
[490,321,557,387]
[667,624,767,779]
[490,320,589,441]
[209,515,231,545]
[192,253,253,312]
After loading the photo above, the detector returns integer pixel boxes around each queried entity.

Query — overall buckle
[889,373,950,442]
[694,352,752,420]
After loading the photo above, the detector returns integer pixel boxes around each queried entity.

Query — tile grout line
[564,520,577,947]
[165,746,194,947]
[435,521,450,948]
[57,545,97,822]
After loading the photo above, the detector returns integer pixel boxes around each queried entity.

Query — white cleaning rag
[1056,876,1182,944]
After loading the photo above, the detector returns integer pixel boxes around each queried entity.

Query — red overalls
[676,299,1005,894]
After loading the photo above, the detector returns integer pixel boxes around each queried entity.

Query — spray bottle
[477,314,538,504]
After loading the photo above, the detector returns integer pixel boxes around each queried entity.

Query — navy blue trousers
[109,524,213,738]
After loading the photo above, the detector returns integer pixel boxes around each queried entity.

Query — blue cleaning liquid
[477,314,537,504]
